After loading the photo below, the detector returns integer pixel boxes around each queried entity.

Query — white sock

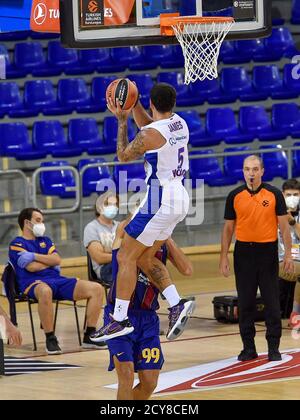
[113,298,130,322]
[162,285,180,308]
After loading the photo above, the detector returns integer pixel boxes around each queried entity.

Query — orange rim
[160,13,234,36]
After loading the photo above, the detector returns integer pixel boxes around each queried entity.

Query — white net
[172,19,234,84]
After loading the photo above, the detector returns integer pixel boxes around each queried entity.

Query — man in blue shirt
[9,208,105,355]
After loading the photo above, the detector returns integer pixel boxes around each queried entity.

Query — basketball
[106,78,139,110]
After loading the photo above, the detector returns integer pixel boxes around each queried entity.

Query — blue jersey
[107,245,168,312]
[9,236,59,291]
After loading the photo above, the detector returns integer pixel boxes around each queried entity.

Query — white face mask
[285,196,300,210]
[103,205,118,220]
[32,223,46,237]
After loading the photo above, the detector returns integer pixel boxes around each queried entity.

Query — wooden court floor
[1,253,300,400]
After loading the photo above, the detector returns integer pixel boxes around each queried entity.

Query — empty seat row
[1,27,297,79]
[159,64,300,106]
[0,75,155,117]
[180,103,300,148]
[1,41,185,79]
[219,27,298,64]
[2,64,299,119]
[0,117,137,159]
[40,159,146,198]
[0,30,59,41]
[39,144,298,197]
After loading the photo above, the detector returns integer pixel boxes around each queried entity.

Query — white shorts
[125,182,189,247]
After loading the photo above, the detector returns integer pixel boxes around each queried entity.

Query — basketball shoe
[166,298,196,340]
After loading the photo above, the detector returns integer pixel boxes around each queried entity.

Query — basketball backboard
[60,0,271,48]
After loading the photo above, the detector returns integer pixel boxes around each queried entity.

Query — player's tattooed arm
[117,120,147,162]
[117,124,166,162]
[148,263,170,291]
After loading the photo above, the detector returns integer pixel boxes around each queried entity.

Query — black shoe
[268,349,282,361]
[238,349,258,361]
[82,335,107,349]
[46,335,62,355]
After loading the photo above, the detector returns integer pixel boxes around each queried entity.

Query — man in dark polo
[219,155,294,362]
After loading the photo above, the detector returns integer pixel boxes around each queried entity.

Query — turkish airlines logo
[105,349,300,394]
[34,3,47,25]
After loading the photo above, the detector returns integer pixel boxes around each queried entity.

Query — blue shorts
[125,183,189,247]
[104,306,164,372]
[24,276,78,301]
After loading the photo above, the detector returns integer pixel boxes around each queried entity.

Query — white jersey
[142,113,189,186]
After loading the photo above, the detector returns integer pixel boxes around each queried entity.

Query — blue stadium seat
[78,158,112,197]
[219,41,242,64]
[127,74,154,108]
[189,78,221,104]
[0,82,22,114]
[160,45,185,69]
[238,106,287,141]
[252,65,283,97]
[0,44,26,79]
[189,150,236,187]
[206,107,254,144]
[272,64,300,100]
[255,27,297,61]
[14,42,54,76]
[234,39,265,63]
[79,48,125,73]
[49,43,93,76]
[32,120,82,158]
[113,159,146,193]
[24,80,72,116]
[81,76,116,113]
[292,142,300,177]
[260,145,288,181]
[272,103,300,136]
[103,116,136,152]
[221,67,267,102]
[223,146,252,181]
[129,45,172,71]
[40,161,76,198]
[110,47,142,70]
[157,72,198,106]
[57,78,90,111]
[68,118,105,152]
[0,123,46,160]
[177,111,214,147]
[291,0,300,24]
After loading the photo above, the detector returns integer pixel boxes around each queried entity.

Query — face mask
[103,205,118,220]
[285,196,300,209]
[32,223,46,237]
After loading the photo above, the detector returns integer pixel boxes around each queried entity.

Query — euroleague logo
[88,1,99,13]
[33,3,47,25]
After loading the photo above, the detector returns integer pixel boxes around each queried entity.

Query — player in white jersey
[91,83,194,342]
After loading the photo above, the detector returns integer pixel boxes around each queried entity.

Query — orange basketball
[88,1,98,13]
[106,78,139,110]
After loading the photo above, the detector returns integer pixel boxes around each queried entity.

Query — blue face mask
[103,205,118,220]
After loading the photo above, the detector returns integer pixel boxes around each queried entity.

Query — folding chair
[1,261,82,351]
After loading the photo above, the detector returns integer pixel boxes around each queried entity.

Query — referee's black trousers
[234,240,282,350]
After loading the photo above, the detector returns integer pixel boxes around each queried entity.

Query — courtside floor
[1,253,299,400]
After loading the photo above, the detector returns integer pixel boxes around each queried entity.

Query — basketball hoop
[160,14,234,84]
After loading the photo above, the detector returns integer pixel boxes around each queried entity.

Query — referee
[219,155,294,362]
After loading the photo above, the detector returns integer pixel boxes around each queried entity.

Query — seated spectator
[279,179,300,329]
[9,208,105,355]
[84,191,119,287]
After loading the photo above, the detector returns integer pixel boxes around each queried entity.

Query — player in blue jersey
[8,208,106,354]
[100,217,193,400]
[95,83,194,342]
